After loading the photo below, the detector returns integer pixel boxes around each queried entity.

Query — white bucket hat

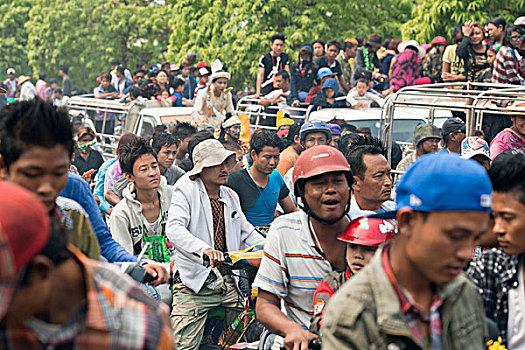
[188,139,236,177]
[223,115,241,128]
[398,40,426,59]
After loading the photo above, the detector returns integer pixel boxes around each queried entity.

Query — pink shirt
[35,80,47,100]
[490,128,525,160]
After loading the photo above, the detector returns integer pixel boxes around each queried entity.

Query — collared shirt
[382,246,444,350]
[348,195,396,220]
[253,211,333,329]
[0,246,174,349]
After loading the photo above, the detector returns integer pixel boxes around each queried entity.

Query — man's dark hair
[119,137,157,175]
[152,132,177,154]
[174,122,196,142]
[54,88,63,95]
[250,130,283,155]
[116,66,125,75]
[339,133,364,155]
[129,86,143,99]
[116,133,139,158]
[0,100,74,169]
[356,126,372,136]
[342,124,357,133]
[452,24,464,43]
[271,33,285,43]
[343,41,356,51]
[172,78,185,89]
[345,136,387,179]
[133,68,145,76]
[489,151,525,206]
[222,140,241,152]
[488,17,507,29]
[39,73,46,80]
[180,131,215,172]
[356,78,369,85]
[100,71,112,82]
[285,122,302,146]
[60,65,69,74]
[276,70,289,81]
[355,35,367,46]
[326,39,342,51]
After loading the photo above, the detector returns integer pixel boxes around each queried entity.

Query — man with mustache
[322,153,491,349]
[166,139,265,349]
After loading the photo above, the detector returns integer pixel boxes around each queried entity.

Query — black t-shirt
[72,148,104,179]
[227,168,289,226]
[315,56,342,76]
[258,52,290,96]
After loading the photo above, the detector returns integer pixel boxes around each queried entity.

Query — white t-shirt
[346,90,385,108]
[508,257,525,349]
[53,96,69,107]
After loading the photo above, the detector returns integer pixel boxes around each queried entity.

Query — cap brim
[367,210,398,220]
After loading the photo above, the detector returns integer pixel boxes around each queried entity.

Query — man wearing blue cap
[304,67,335,104]
[322,153,491,349]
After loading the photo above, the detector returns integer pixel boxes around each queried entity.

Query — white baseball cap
[6,68,15,75]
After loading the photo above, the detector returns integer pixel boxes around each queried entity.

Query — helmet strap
[297,186,351,226]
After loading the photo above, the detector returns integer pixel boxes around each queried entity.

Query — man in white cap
[220,114,249,154]
[3,68,17,98]
[166,139,264,349]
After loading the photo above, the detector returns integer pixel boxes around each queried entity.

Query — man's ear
[294,135,300,145]
[24,255,54,286]
[352,175,360,191]
[250,149,257,161]
[396,208,417,238]
[124,172,135,183]
[0,154,8,181]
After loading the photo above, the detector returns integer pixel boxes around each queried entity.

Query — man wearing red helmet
[254,145,352,350]
[309,216,396,334]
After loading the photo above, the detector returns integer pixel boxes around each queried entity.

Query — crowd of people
[0,13,525,350]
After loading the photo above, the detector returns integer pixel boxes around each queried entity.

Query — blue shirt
[93,158,117,214]
[61,173,138,263]
[227,169,290,226]
[172,92,184,107]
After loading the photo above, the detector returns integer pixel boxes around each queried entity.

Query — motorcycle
[200,244,265,350]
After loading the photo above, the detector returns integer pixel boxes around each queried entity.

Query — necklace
[363,47,374,71]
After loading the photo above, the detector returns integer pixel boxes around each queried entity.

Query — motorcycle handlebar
[202,252,230,268]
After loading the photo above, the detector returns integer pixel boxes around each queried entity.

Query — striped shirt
[0,246,174,350]
[253,211,333,329]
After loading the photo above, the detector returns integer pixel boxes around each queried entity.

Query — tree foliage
[25,0,169,91]
[403,0,525,43]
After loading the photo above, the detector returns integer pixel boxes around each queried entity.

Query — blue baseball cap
[317,67,335,80]
[370,153,492,219]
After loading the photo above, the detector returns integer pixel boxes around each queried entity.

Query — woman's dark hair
[285,122,302,146]
[312,39,325,55]
[0,100,74,169]
[172,78,185,89]
[355,35,367,46]
[489,151,525,206]
[452,24,464,44]
[38,73,46,80]
[129,86,143,99]
[119,137,157,175]
[250,130,283,155]
[503,24,523,47]
[151,132,177,154]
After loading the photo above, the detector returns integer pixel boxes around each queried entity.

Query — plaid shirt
[492,46,521,85]
[466,248,522,346]
[0,246,174,349]
[382,247,444,350]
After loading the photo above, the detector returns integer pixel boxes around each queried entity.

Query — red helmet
[292,145,351,195]
[430,36,447,46]
[338,216,397,246]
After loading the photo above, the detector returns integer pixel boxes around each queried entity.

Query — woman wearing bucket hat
[166,139,264,349]
[192,59,234,133]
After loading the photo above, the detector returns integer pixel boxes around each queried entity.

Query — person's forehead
[306,132,327,139]
[14,145,70,166]
[259,146,280,154]
[134,153,157,165]
[161,143,177,151]
[363,154,389,170]
[272,39,284,45]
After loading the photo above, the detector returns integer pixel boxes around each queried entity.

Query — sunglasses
[509,34,525,41]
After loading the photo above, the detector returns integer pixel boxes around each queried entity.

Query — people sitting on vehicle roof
[345,136,395,219]
[290,44,318,107]
[492,24,524,85]
[440,116,467,154]
[316,39,351,93]
[489,108,525,158]
[254,145,352,349]
[177,63,197,100]
[305,67,336,103]
[258,70,291,107]
[52,88,69,108]
[192,59,234,134]
[397,123,441,172]
[421,36,447,84]
[346,78,385,108]
[309,78,346,108]
[195,66,210,95]
[254,33,290,99]
[386,40,431,94]
[166,139,264,349]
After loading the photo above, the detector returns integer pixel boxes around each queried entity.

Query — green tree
[0,0,34,78]
[26,0,170,92]
[166,0,412,89]
[403,0,525,43]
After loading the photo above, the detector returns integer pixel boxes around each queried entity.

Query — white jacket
[110,176,173,256]
[166,174,265,293]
